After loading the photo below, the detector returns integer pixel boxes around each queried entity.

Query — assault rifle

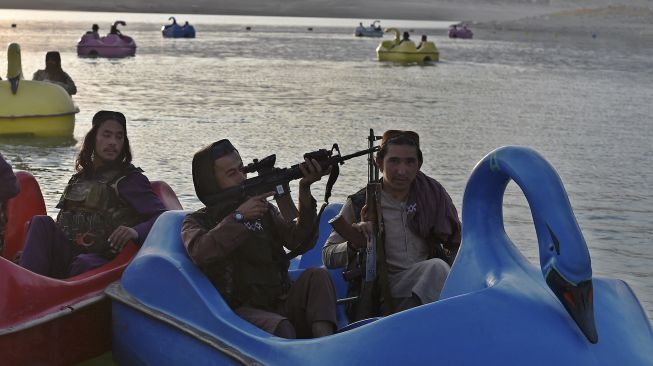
[203,143,379,207]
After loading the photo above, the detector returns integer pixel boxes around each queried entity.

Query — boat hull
[0,294,112,365]
[0,175,182,365]
[0,114,75,137]
[76,34,136,58]
[376,39,439,63]
[354,28,383,37]
[377,50,439,63]
[108,147,653,365]
[0,80,78,137]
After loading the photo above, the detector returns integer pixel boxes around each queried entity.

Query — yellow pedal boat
[0,43,78,138]
[376,28,439,63]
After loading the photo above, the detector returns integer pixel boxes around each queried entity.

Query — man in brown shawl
[322,130,461,320]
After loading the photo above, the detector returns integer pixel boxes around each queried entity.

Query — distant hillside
[1,0,650,22]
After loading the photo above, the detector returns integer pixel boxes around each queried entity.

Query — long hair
[75,113,132,176]
[44,51,66,82]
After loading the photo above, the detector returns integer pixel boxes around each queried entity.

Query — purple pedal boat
[77,21,136,58]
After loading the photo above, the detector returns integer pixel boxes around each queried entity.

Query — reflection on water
[0,136,77,148]
[1,10,652,320]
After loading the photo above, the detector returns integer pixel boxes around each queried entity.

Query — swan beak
[546,269,598,344]
[9,76,20,94]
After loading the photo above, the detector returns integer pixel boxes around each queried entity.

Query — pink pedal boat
[77,21,137,58]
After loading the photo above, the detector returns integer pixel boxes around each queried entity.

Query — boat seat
[121,205,358,336]
[287,203,351,329]
[151,180,183,210]
[1,171,46,260]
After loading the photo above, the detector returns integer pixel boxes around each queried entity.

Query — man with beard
[322,130,461,320]
[19,111,166,278]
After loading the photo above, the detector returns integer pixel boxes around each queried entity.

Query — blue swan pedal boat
[107,146,653,365]
[161,17,196,38]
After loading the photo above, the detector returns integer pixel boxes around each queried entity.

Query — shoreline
[1,2,651,43]
[474,5,653,42]
[0,1,579,23]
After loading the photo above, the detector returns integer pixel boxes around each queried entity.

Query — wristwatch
[233,211,245,222]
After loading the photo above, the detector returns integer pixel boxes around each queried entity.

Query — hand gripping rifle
[329,129,394,319]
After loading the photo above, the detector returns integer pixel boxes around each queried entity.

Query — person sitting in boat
[181,139,337,339]
[417,34,428,49]
[449,25,458,38]
[322,130,461,321]
[85,23,100,39]
[400,31,411,44]
[18,111,167,278]
[0,153,20,252]
[32,51,77,96]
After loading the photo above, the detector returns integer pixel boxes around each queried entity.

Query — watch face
[234,212,244,222]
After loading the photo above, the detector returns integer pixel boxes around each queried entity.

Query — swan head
[546,267,598,343]
[540,222,597,343]
[458,147,599,344]
[6,42,23,94]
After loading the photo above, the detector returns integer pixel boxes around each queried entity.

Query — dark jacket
[56,164,166,257]
[181,196,318,309]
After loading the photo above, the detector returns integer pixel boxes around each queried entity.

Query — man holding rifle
[181,139,337,339]
[322,130,461,320]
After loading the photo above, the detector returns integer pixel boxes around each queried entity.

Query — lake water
[1,9,652,321]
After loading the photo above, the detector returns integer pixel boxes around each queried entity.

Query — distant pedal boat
[354,20,383,37]
[376,28,439,63]
[162,17,196,38]
[0,43,78,138]
[77,21,136,58]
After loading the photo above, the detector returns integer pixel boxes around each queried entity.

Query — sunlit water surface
[1,10,652,321]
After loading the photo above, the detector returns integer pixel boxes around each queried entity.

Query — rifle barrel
[338,146,380,162]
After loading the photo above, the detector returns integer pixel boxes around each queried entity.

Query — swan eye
[546,224,560,255]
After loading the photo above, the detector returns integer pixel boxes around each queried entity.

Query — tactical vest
[56,165,143,258]
[191,205,291,310]
[231,214,291,310]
